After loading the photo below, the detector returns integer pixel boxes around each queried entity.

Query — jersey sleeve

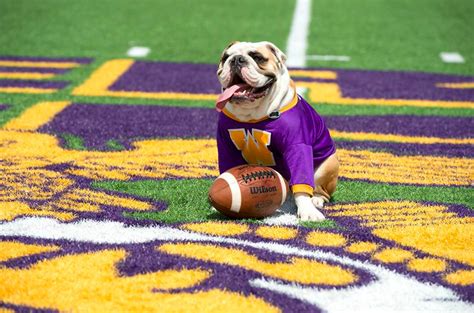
[283,143,315,195]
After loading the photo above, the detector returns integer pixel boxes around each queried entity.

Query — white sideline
[285,0,312,67]
[307,54,351,62]
[440,52,465,64]
[127,46,150,57]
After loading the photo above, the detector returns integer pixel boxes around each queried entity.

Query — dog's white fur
[217,41,328,221]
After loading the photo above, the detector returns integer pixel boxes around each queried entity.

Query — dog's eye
[221,54,230,63]
[249,52,266,63]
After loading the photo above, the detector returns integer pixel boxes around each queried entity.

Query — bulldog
[215,41,339,221]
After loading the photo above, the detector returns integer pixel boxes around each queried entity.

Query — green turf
[70,97,216,108]
[60,133,87,150]
[309,0,474,75]
[105,139,126,151]
[92,178,472,227]
[93,178,223,223]
[333,180,474,209]
[2,0,472,74]
[0,0,293,62]
[92,178,338,228]
[313,103,474,117]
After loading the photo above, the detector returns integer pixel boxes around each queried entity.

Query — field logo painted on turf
[0,99,472,225]
[0,56,473,311]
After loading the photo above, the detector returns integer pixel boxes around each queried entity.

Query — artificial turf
[308,0,474,74]
[2,95,472,128]
[1,0,472,126]
[0,0,293,61]
[93,178,474,227]
[0,0,471,226]
[1,0,473,311]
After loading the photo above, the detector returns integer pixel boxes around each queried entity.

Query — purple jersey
[217,93,336,195]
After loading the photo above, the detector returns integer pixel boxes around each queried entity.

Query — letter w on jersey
[228,128,276,166]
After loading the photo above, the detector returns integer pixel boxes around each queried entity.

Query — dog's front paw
[295,194,326,222]
[298,205,326,221]
[311,196,325,209]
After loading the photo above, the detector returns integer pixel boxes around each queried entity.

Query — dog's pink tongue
[216,84,248,111]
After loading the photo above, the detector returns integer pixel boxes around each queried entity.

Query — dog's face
[216,41,288,111]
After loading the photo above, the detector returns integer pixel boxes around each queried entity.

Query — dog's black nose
[232,55,247,67]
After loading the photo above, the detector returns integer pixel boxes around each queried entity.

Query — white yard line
[127,46,151,58]
[307,54,351,62]
[285,0,312,68]
[440,52,465,63]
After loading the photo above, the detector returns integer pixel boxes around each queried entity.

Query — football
[209,165,289,218]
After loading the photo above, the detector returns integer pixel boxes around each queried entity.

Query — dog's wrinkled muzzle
[216,67,274,111]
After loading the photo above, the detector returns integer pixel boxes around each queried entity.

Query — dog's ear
[219,41,239,62]
[218,41,240,75]
[265,42,287,65]
[225,41,240,50]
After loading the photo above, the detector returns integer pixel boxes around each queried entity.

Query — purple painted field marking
[108,61,473,102]
[0,55,93,64]
[0,80,68,89]
[0,66,70,74]
[0,55,94,94]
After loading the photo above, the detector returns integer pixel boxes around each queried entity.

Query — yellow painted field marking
[330,129,474,145]
[0,60,80,69]
[436,82,474,89]
[299,81,474,109]
[3,101,71,131]
[0,72,56,79]
[72,59,216,100]
[0,87,58,94]
[289,70,337,80]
